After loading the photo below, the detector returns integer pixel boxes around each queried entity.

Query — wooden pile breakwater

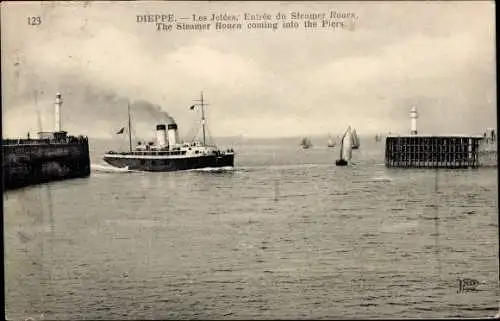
[2,132,91,190]
[384,135,487,169]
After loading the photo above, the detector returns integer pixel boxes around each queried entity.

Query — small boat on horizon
[351,128,360,149]
[300,137,313,149]
[102,92,235,172]
[335,126,353,166]
[327,134,336,147]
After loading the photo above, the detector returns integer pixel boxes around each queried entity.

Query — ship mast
[192,91,209,146]
[127,101,132,152]
[200,92,206,146]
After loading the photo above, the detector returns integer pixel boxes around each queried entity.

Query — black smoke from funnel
[155,105,176,125]
[3,68,179,137]
[130,100,176,125]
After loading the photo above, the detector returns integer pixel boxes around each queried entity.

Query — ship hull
[335,159,348,166]
[103,153,234,172]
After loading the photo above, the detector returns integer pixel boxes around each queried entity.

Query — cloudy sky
[1,1,496,140]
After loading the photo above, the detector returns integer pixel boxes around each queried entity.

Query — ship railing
[106,150,188,156]
[141,150,187,156]
[211,148,234,155]
[105,149,232,156]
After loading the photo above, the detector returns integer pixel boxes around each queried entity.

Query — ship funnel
[156,124,167,147]
[167,123,179,148]
[54,93,63,132]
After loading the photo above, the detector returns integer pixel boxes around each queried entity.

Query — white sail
[342,127,353,161]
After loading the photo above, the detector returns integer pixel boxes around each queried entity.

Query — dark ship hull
[103,153,234,172]
[335,159,348,166]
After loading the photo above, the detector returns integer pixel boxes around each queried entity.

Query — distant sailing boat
[327,134,336,147]
[300,137,312,149]
[335,126,353,166]
[351,128,360,149]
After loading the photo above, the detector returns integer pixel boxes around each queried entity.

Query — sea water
[4,136,498,319]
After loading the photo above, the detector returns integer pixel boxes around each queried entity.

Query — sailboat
[300,137,312,149]
[102,92,235,171]
[351,128,360,149]
[327,134,336,147]
[335,126,353,166]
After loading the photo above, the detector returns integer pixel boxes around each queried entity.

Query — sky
[1,1,496,140]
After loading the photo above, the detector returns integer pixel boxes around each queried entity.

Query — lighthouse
[54,93,63,132]
[410,106,418,135]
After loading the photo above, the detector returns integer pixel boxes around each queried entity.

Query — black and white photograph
[2,0,498,319]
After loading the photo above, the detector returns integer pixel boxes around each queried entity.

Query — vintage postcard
[2,0,497,320]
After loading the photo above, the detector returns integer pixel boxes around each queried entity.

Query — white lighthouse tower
[410,106,418,135]
[54,92,63,132]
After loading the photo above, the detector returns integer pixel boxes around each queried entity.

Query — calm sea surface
[4,136,499,320]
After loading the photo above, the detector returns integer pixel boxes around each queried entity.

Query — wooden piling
[385,135,483,169]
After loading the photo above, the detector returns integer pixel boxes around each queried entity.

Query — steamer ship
[103,92,235,171]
